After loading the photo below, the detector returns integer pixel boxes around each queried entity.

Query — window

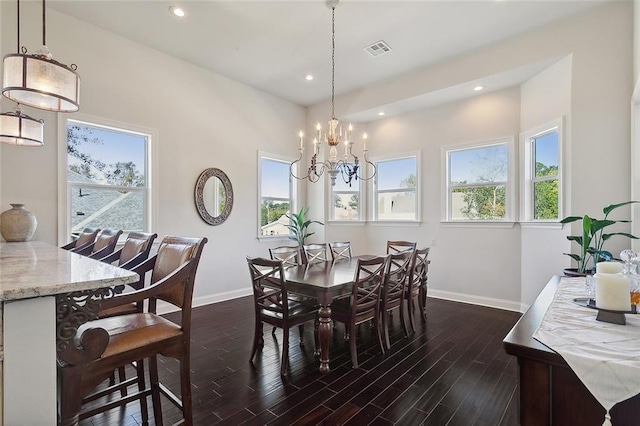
[372,154,419,221]
[444,138,514,221]
[258,153,296,237]
[521,119,562,222]
[64,118,152,240]
[330,178,362,221]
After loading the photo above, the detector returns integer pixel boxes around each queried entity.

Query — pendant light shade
[3,52,80,112]
[0,108,44,147]
[1,0,80,113]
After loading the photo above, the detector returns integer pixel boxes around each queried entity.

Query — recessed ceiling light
[378,111,385,116]
[305,74,314,81]
[474,85,484,92]
[169,6,187,18]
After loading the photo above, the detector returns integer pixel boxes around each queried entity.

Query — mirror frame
[195,168,234,225]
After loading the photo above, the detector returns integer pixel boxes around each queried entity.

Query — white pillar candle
[596,262,624,274]
[595,272,631,311]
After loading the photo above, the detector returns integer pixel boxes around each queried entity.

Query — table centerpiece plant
[286,206,324,247]
[560,201,639,275]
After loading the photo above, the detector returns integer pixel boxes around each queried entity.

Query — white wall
[635,0,640,84]
[309,2,633,310]
[520,57,572,306]
[0,3,306,302]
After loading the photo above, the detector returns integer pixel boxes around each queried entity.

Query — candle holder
[573,298,637,325]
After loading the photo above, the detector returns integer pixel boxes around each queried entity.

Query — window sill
[257,235,293,243]
[327,220,366,227]
[519,221,563,230]
[441,221,516,229]
[369,220,422,227]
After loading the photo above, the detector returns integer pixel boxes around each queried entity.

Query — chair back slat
[247,257,289,316]
[151,236,207,310]
[269,245,302,267]
[350,256,388,320]
[329,242,352,261]
[384,251,414,305]
[303,243,329,264]
[119,232,157,266]
[409,247,430,296]
[386,240,417,255]
[89,229,123,258]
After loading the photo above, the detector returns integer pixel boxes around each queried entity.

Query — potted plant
[560,201,639,275]
[285,206,324,247]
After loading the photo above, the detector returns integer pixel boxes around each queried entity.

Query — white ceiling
[47,0,610,107]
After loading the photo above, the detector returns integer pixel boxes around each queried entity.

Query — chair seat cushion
[78,313,182,359]
[260,301,317,321]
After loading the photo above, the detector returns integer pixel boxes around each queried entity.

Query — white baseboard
[157,287,252,315]
[428,288,526,313]
[157,287,528,315]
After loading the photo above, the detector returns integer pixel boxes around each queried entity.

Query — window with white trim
[65,119,151,239]
[444,138,514,221]
[258,153,296,237]
[521,119,562,222]
[330,178,362,221]
[372,154,419,221]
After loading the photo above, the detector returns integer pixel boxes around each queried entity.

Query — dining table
[283,255,377,373]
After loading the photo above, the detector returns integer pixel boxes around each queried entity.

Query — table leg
[318,304,332,373]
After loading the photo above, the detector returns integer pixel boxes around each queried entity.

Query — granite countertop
[0,241,138,301]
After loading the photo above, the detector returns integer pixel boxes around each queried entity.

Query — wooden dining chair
[302,243,329,264]
[386,240,417,255]
[60,227,100,253]
[247,257,318,376]
[99,231,158,272]
[406,247,430,329]
[329,241,352,261]
[84,229,123,259]
[380,250,415,349]
[57,235,207,426]
[330,255,389,368]
[269,245,302,267]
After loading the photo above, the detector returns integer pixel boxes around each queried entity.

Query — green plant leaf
[567,236,583,244]
[560,216,582,224]
[563,253,581,262]
[589,219,616,234]
[602,232,640,241]
[603,201,639,216]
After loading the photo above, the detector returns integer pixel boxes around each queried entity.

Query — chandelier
[290,0,375,187]
[0,104,44,146]
[2,0,80,113]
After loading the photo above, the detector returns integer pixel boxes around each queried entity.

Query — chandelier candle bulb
[313,138,318,155]
[363,133,368,151]
[595,272,631,311]
[299,131,304,149]
[596,261,624,274]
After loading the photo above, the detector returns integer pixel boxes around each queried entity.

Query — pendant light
[2,0,80,113]
[0,105,44,147]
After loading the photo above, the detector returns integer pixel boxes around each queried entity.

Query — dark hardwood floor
[81,296,521,426]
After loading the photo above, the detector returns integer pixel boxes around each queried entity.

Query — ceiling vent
[364,40,392,57]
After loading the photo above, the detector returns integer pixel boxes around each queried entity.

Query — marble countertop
[0,241,138,301]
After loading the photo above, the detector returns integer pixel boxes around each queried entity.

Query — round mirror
[195,168,233,225]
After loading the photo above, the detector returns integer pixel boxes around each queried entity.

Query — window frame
[57,114,157,245]
[257,151,297,240]
[441,136,516,225]
[519,118,563,225]
[369,151,421,224]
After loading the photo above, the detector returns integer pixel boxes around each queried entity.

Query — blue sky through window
[261,158,290,199]
[67,123,146,183]
[450,144,507,184]
[377,157,416,190]
[534,131,558,168]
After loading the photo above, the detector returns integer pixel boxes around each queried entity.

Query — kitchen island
[0,241,137,425]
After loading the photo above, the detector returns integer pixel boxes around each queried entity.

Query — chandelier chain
[331,6,336,120]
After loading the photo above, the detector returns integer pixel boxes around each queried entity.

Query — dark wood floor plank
[78,295,521,426]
